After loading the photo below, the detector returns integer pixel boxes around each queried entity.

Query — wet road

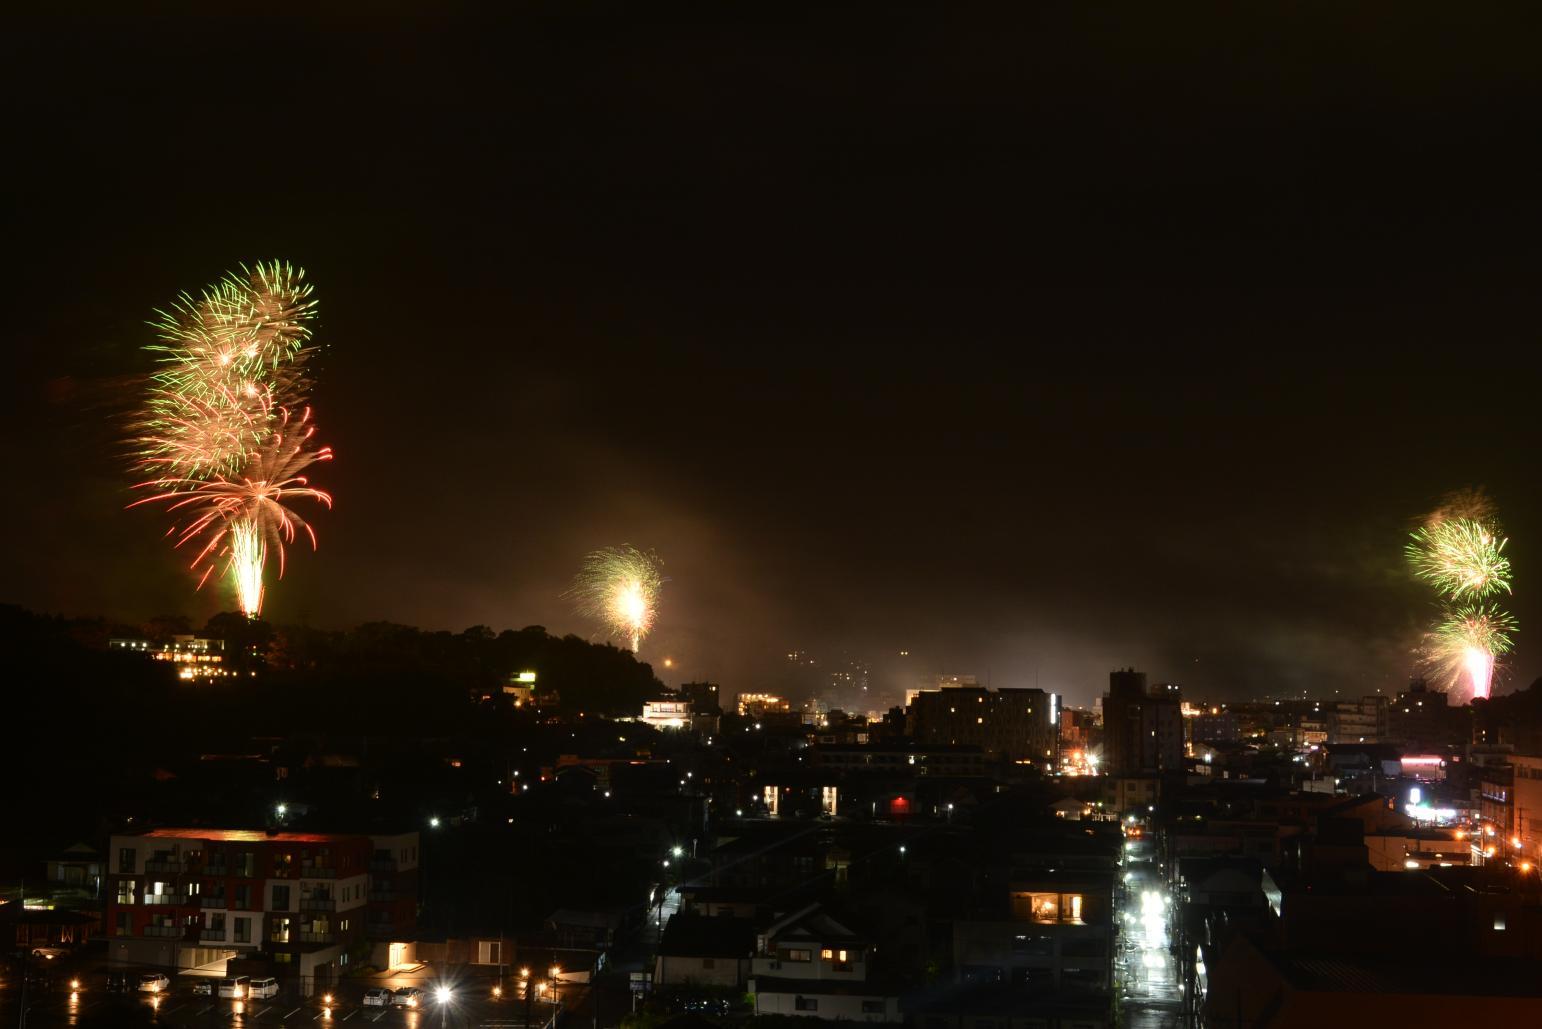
[1115,840,1183,1028]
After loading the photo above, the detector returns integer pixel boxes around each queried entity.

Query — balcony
[200,896,227,909]
[143,925,183,938]
[200,930,227,943]
[369,859,397,874]
[205,866,228,878]
[297,930,334,944]
[143,893,187,906]
[145,860,183,876]
[368,890,394,904]
[300,897,336,912]
[299,866,336,879]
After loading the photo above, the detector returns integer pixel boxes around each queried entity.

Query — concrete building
[107,827,411,993]
[1101,670,1182,777]
[653,913,756,988]
[906,685,1058,765]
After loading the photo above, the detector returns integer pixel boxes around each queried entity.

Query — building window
[477,941,501,964]
[119,848,136,874]
[273,917,290,944]
[821,948,833,960]
[1494,914,1507,931]
[795,997,818,1012]
[234,917,251,944]
[237,852,256,878]
[116,912,131,937]
[273,885,290,911]
[116,879,137,905]
[274,951,292,964]
[785,949,812,962]
[235,885,250,909]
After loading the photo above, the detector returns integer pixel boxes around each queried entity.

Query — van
[218,976,250,999]
[247,977,279,999]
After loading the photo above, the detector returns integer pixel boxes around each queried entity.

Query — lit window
[1494,915,1507,931]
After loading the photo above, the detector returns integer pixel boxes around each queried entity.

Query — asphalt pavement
[1114,839,1183,1029]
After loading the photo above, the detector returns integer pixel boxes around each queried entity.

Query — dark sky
[6,4,1541,707]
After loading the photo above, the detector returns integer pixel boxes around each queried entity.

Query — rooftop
[136,828,357,844]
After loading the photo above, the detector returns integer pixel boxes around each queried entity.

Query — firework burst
[1430,603,1517,701]
[1406,518,1511,600]
[568,546,665,652]
[129,408,333,618]
[128,262,331,617]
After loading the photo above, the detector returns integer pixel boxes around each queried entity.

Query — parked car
[106,972,134,994]
[248,977,279,999]
[362,987,393,1008]
[138,974,170,993]
[391,986,425,1008]
[218,976,250,999]
[192,979,213,996]
[30,946,68,961]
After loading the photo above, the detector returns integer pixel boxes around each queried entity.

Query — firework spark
[130,407,333,618]
[1406,518,1512,600]
[1430,603,1517,700]
[136,262,316,479]
[568,546,665,652]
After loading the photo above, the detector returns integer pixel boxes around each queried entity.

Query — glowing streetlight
[429,816,441,828]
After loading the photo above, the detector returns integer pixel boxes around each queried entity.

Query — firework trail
[129,408,333,618]
[128,262,331,617]
[1407,492,1516,701]
[568,546,665,652]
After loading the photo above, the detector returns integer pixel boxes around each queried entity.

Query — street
[1114,838,1183,1029]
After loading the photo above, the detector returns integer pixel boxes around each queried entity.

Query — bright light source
[672,845,684,858]
[437,986,452,1004]
[276,802,288,816]
[429,816,441,828]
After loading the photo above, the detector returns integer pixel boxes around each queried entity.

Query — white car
[31,946,68,961]
[218,976,250,999]
[138,974,171,993]
[362,988,393,1008]
[248,977,279,999]
[392,987,425,1008]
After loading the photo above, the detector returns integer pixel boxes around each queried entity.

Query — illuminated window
[821,948,833,960]
[1494,915,1507,931]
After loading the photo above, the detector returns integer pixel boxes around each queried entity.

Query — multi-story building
[107,828,412,991]
[811,742,989,778]
[366,832,420,943]
[906,685,1058,765]
[1102,670,1182,777]
[1326,696,1388,743]
[749,904,901,1021]
[952,868,1115,999]
[1514,754,1542,856]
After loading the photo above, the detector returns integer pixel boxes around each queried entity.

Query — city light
[437,985,452,1003]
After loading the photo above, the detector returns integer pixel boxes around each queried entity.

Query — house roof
[658,915,756,958]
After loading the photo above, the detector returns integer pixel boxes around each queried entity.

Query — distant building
[1101,669,1182,777]
[749,904,901,1022]
[679,681,723,715]
[739,693,791,718]
[641,698,693,730]
[109,635,229,681]
[1326,696,1389,744]
[906,685,1058,765]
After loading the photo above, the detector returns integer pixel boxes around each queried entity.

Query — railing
[298,930,334,944]
[205,866,228,878]
[300,897,335,911]
[200,896,226,909]
[368,890,393,903]
[369,859,397,874]
[145,860,182,876]
[200,930,227,943]
[299,866,336,879]
[143,925,183,938]
[143,893,187,906]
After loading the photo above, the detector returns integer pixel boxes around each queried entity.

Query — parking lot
[4,973,561,1029]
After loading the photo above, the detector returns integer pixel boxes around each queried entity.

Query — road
[1114,838,1183,1029]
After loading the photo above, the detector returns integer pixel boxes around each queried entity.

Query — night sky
[6,5,1541,706]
